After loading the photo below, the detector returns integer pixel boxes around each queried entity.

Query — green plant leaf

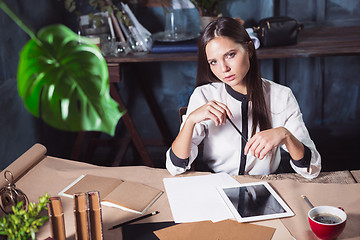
[0,194,50,239]
[17,24,125,136]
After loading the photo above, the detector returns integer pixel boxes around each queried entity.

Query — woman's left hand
[244,127,288,160]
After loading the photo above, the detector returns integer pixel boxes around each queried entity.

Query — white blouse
[166,79,321,179]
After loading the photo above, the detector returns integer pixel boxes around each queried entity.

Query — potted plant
[190,0,223,30]
[0,194,50,240]
[0,0,125,137]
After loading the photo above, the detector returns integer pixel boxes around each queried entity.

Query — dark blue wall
[0,0,76,169]
[122,0,360,170]
[1,0,359,171]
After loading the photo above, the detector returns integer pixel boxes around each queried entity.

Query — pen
[108,211,160,230]
[226,116,248,143]
[301,195,314,209]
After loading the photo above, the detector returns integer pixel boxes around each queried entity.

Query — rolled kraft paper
[74,193,90,240]
[49,214,66,240]
[0,143,47,188]
[48,197,66,240]
[88,191,103,240]
[74,210,90,240]
[89,209,102,240]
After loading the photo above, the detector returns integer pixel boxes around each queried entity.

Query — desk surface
[248,170,358,184]
[256,25,360,59]
[106,26,360,63]
[2,145,359,240]
[351,169,360,182]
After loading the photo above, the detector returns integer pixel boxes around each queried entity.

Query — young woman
[166,17,321,179]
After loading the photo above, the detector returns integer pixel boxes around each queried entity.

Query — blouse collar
[225,84,247,102]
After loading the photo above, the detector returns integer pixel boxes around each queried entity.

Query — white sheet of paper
[163,172,240,223]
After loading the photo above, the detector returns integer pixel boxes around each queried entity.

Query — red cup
[308,206,347,240]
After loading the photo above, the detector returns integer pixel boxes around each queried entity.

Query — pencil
[226,116,248,143]
[108,211,160,230]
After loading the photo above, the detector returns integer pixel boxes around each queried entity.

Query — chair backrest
[178,106,188,124]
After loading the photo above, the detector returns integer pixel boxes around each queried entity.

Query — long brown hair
[196,17,271,136]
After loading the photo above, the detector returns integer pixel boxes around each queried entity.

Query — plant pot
[200,16,216,31]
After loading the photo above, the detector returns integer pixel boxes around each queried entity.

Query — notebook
[59,174,163,214]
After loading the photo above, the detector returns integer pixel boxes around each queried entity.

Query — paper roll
[88,191,103,240]
[0,143,47,188]
[74,192,90,240]
[48,196,66,240]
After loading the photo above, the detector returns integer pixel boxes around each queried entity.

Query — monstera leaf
[1,1,124,136]
[17,24,124,135]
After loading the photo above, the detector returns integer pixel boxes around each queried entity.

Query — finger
[206,111,221,126]
[249,140,261,157]
[207,103,227,125]
[215,101,233,119]
[208,101,230,122]
[207,107,230,126]
[259,145,272,160]
[207,108,222,125]
[245,135,256,154]
[244,140,252,154]
[254,142,264,158]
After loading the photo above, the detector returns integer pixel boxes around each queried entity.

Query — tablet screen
[223,185,286,218]
[218,182,294,222]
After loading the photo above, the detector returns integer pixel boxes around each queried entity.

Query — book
[58,174,163,214]
[109,13,125,42]
[151,39,198,53]
[105,0,125,42]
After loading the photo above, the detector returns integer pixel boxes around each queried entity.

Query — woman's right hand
[171,100,232,160]
[186,100,232,126]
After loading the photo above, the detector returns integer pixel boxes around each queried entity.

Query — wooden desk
[246,170,357,184]
[350,170,360,183]
[74,26,360,166]
[106,25,360,62]
[1,144,359,240]
[11,162,360,240]
[256,25,360,59]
